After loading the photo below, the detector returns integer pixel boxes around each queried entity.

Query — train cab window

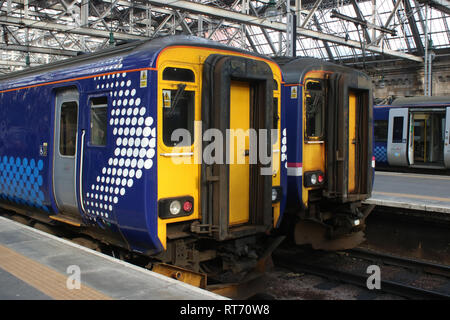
[374,120,388,142]
[90,97,108,146]
[59,101,78,156]
[305,80,324,139]
[163,86,195,146]
[392,116,404,143]
[163,67,195,82]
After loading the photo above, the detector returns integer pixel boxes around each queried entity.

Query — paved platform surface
[0,216,226,300]
[364,171,450,213]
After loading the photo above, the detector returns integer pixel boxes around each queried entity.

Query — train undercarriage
[281,200,376,251]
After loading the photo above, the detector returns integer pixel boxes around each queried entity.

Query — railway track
[347,248,450,278]
[3,208,449,300]
[273,246,450,300]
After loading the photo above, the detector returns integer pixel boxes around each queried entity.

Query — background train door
[53,88,80,216]
[411,110,445,166]
[445,107,450,168]
[412,113,428,163]
[348,91,357,193]
[387,108,411,166]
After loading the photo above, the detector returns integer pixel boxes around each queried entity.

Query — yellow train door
[228,81,250,225]
[348,91,357,193]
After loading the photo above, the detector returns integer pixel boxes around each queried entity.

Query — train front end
[278,57,374,250]
[152,40,286,274]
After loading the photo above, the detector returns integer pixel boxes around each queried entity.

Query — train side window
[163,67,195,82]
[374,120,388,142]
[59,101,78,156]
[163,87,195,146]
[90,97,108,146]
[305,80,324,139]
[392,116,404,143]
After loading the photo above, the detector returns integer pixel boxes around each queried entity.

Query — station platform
[0,216,226,300]
[364,171,450,214]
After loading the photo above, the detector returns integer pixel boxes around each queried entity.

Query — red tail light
[318,174,324,183]
[183,200,193,213]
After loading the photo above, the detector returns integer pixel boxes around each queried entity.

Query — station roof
[0,0,448,73]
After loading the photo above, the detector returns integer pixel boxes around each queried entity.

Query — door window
[59,101,78,156]
[90,97,108,146]
[392,116,404,143]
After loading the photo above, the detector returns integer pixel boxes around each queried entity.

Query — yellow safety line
[0,244,112,300]
[373,191,450,203]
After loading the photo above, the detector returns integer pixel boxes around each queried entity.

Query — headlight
[304,171,325,187]
[158,196,195,219]
[272,188,278,202]
[271,187,282,203]
[169,200,181,215]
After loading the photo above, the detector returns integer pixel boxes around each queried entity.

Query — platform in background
[0,216,226,300]
[364,171,450,214]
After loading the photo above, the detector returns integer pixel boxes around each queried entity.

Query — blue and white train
[374,96,450,170]
[0,36,287,275]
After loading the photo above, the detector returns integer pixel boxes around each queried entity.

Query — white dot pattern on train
[85,72,155,221]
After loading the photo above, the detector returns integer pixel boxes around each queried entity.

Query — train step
[49,214,84,227]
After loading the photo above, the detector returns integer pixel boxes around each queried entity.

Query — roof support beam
[248,1,277,55]
[312,14,335,61]
[244,27,258,53]
[350,0,372,43]
[417,0,450,15]
[174,10,193,35]
[402,0,425,56]
[147,0,423,62]
[0,43,78,56]
[300,0,323,28]
[0,15,148,41]
[369,0,403,46]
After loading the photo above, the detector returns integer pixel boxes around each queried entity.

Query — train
[374,96,450,170]
[276,57,374,250]
[0,36,373,281]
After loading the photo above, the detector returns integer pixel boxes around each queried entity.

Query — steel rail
[273,249,450,300]
[347,248,450,278]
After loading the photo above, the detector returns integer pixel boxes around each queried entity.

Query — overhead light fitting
[265,0,279,22]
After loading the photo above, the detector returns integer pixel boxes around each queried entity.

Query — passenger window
[392,116,404,143]
[60,101,78,156]
[374,120,388,143]
[90,97,108,146]
[163,67,195,82]
[305,80,324,139]
[163,87,195,146]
